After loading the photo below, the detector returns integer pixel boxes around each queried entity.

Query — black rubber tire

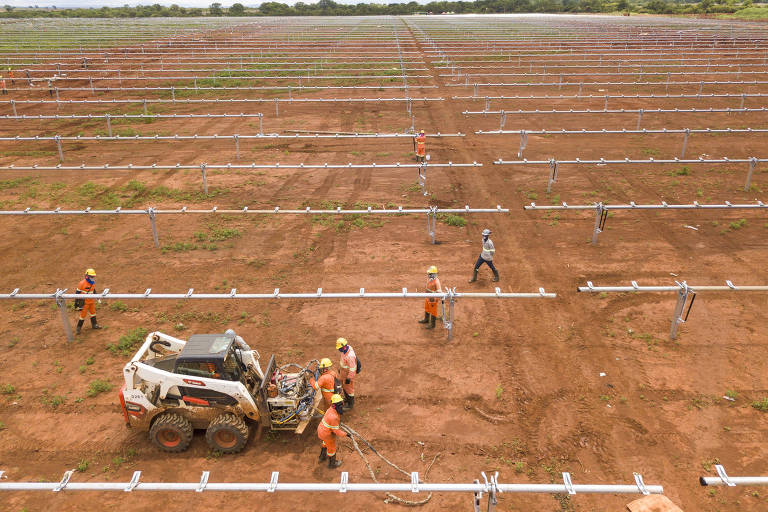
[205,414,249,454]
[149,412,193,453]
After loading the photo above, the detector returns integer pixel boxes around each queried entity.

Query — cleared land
[0,14,767,512]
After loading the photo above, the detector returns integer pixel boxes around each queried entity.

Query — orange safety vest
[416,134,426,155]
[311,370,337,405]
[317,407,346,439]
[424,277,442,316]
[77,278,96,304]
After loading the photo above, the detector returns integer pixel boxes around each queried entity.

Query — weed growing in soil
[729,218,747,230]
[40,389,65,409]
[751,398,768,411]
[76,460,90,472]
[701,457,721,472]
[107,327,148,356]
[87,379,113,397]
[437,213,467,227]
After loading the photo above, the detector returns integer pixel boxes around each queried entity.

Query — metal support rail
[476,128,768,159]
[577,281,768,339]
[700,465,768,487]
[5,74,433,83]
[0,469,660,511]
[0,133,465,162]
[445,80,768,91]
[524,201,767,244]
[3,85,438,93]
[493,157,762,193]
[0,97,445,106]
[0,284,547,343]
[0,203,501,247]
[453,92,768,108]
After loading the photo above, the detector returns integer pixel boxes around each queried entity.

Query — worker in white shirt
[468,228,499,283]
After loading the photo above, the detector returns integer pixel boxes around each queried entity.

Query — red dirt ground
[0,16,767,512]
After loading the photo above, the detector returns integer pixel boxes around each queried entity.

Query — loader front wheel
[149,412,193,452]
[205,414,249,454]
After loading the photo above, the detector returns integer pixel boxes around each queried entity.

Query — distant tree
[645,0,668,12]
[229,2,245,15]
[209,2,223,15]
[4,4,14,11]
[616,0,630,10]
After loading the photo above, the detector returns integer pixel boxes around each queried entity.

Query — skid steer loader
[119,329,321,453]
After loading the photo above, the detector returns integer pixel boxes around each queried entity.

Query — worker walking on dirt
[75,268,102,334]
[418,265,442,330]
[336,337,358,409]
[317,394,346,468]
[47,80,53,97]
[310,358,339,410]
[415,129,426,162]
[469,229,499,283]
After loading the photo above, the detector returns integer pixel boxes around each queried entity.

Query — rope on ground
[341,423,440,507]
[465,402,508,424]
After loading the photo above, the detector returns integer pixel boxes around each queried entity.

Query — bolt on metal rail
[0,285,551,343]
[524,201,767,244]
[577,281,768,339]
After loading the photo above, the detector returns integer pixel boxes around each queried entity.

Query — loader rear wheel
[205,414,249,454]
[149,412,193,452]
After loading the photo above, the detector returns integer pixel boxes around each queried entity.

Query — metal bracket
[670,281,693,340]
[268,471,279,492]
[715,464,736,486]
[426,206,437,244]
[147,207,159,248]
[563,472,576,495]
[53,470,74,492]
[339,471,348,492]
[411,472,420,493]
[592,203,606,244]
[745,157,758,191]
[125,471,142,492]
[472,478,483,512]
[633,472,650,495]
[196,471,209,492]
[54,288,73,343]
[547,159,559,193]
[200,163,208,195]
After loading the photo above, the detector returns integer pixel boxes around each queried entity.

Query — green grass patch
[87,379,113,397]
[437,213,467,227]
[107,327,148,356]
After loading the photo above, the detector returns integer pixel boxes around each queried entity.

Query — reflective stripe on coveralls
[339,346,357,398]
[424,276,442,317]
[317,406,346,456]
[310,370,337,408]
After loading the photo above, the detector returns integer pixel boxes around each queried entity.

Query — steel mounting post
[745,157,758,191]
[426,206,437,244]
[200,163,208,195]
[444,288,456,341]
[681,128,690,158]
[55,289,74,343]
[518,130,527,158]
[547,158,558,193]
[234,134,240,160]
[592,202,607,244]
[258,114,263,136]
[106,114,112,137]
[670,281,695,340]
[418,162,427,196]
[636,108,644,130]
[499,110,506,131]
[143,99,147,115]
[10,99,16,117]
[55,135,64,162]
[147,207,159,248]
[274,98,279,117]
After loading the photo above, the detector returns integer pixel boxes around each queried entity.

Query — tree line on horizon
[0,0,755,18]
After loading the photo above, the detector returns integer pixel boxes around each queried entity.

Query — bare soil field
[0,15,766,512]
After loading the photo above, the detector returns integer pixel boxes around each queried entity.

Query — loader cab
[173,334,242,382]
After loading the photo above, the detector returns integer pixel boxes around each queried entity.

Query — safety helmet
[319,358,333,369]
[331,394,344,404]
[482,228,492,236]
[419,129,425,134]
[427,265,438,274]
[335,337,348,349]
[85,268,96,277]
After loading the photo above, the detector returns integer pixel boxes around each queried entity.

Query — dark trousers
[474,256,497,272]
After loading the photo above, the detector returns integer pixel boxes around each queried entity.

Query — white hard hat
[482,229,491,236]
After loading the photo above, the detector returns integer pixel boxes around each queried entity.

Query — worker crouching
[317,394,346,468]
[418,265,441,329]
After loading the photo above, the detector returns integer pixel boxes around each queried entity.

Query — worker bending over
[317,394,346,468]
[336,337,358,409]
[310,358,339,410]
[418,265,442,329]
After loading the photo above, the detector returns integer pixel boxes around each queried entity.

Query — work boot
[426,315,436,329]
[318,447,328,462]
[90,317,102,330]
[346,396,355,410]
[418,312,429,324]
[492,270,500,282]
[75,319,84,335]
[328,454,342,469]
[468,269,478,283]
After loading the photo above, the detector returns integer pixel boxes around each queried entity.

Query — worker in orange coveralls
[75,268,102,334]
[418,265,442,330]
[317,394,346,468]
[415,129,426,162]
[310,358,339,410]
[336,337,358,409]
